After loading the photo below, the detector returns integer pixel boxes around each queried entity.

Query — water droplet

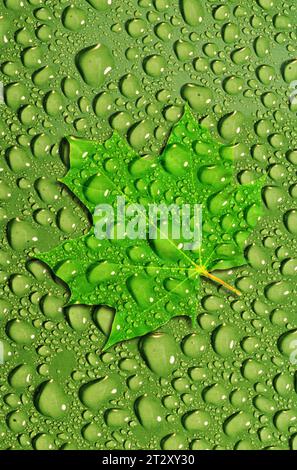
[183,410,211,431]
[76,44,114,87]
[62,5,86,31]
[181,84,212,112]
[180,0,204,26]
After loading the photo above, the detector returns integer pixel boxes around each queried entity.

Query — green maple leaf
[38,107,264,350]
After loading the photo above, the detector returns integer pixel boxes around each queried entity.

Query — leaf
[38,107,264,349]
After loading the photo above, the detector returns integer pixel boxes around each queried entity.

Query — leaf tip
[102,336,116,351]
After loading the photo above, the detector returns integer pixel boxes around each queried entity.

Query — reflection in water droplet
[79,375,119,410]
[35,380,69,419]
[140,333,177,377]
[180,0,204,26]
[181,84,212,112]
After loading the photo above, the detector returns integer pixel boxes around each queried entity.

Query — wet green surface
[0,0,297,450]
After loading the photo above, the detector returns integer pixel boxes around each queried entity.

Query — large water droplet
[35,380,69,419]
[139,332,177,377]
[76,44,114,87]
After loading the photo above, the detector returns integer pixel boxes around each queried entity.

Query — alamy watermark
[94,196,202,251]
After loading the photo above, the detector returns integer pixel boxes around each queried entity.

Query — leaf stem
[198,268,241,296]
